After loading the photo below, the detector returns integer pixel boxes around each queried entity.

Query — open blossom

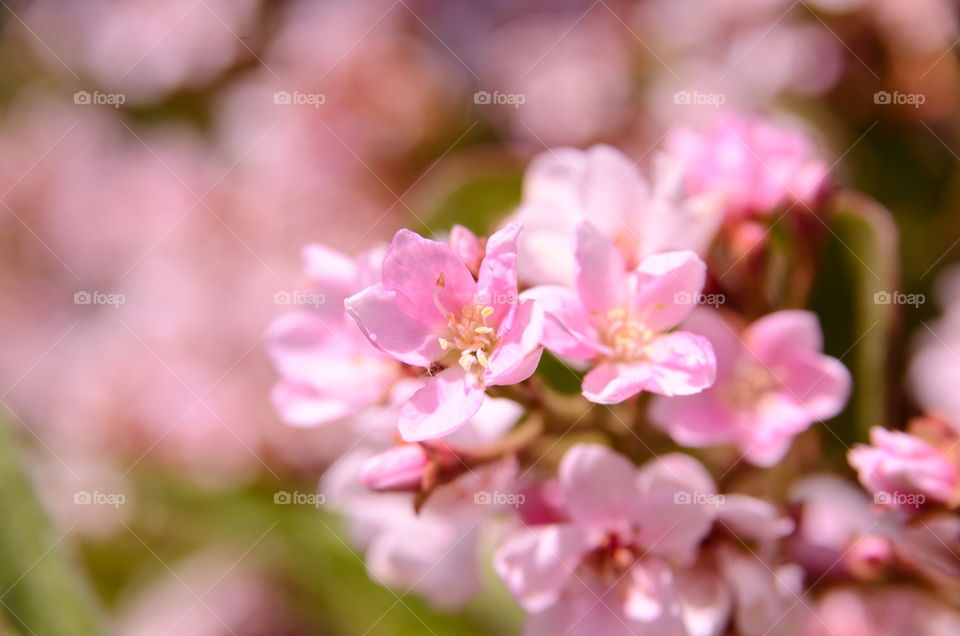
[345,223,543,441]
[494,444,793,636]
[528,222,716,404]
[650,309,851,466]
[267,245,403,427]
[510,144,722,286]
[848,427,959,509]
[665,114,829,219]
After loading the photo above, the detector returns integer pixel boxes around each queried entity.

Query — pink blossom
[495,444,792,636]
[665,114,829,219]
[528,222,716,404]
[346,223,544,441]
[848,427,959,509]
[511,144,722,286]
[267,245,403,427]
[494,444,725,635]
[650,309,851,466]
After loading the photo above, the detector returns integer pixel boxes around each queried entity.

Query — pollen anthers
[433,272,498,374]
[603,307,655,363]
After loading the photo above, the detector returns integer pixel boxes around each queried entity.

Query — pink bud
[846,534,893,581]
[358,444,457,492]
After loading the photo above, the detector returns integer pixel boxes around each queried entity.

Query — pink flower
[494,444,725,635]
[665,114,829,219]
[848,427,959,509]
[650,309,851,466]
[527,222,716,404]
[267,245,402,427]
[511,144,722,286]
[346,223,544,441]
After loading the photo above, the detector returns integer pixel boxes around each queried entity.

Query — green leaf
[0,418,107,636]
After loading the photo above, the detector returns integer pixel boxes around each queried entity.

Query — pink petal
[624,558,679,623]
[575,222,627,314]
[477,222,522,326]
[270,379,355,427]
[493,524,589,613]
[631,251,707,332]
[523,285,602,360]
[640,332,717,396]
[399,366,485,441]
[582,362,651,404]
[381,229,477,328]
[345,284,441,366]
[301,243,357,295]
[779,351,852,422]
[634,454,717,561]
[681,308,743,382]
[649,392,737,448]
[744,310,823,364]
[485,299,544,385]
[559,444,641,531]
[449,224,482,273]
[715,494,794,544]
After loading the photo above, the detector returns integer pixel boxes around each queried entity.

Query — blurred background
[0,0,959,633]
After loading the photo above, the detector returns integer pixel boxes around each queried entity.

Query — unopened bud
[358,444,456,492]
[846,534,893,581]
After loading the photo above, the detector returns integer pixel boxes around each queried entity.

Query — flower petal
[559,444,641,531]
[382,229,477,327]
[641,332,717,396]
[575,222,627,314]
[744,310,823,363]
[345,284,441,366]
[477,222,522,326]
[523,285,601,359]
[493,524,589,613]
[399,365,485,441]
[485,299,544,385]
[631,251,707,332]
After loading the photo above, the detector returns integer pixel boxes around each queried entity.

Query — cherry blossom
[650,309,851,466]
[528,222,716,404]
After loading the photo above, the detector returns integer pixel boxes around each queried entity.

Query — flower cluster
[267,113,960,635]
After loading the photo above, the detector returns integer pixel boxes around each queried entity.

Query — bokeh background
[0,0,958,633]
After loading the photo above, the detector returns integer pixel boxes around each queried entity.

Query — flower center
[723,360,777,411]
[603,308,655,363]
[432,273,498,374]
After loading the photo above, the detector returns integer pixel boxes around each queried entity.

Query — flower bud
[846,534,893,581]
[359,443,456,492]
